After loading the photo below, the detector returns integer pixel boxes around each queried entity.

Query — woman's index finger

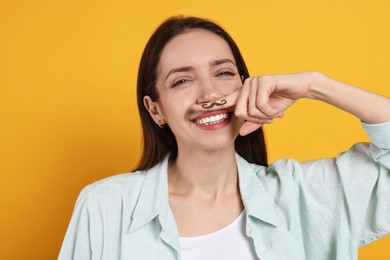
[192,89,241,111]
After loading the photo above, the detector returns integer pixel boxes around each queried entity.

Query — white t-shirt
[179,211,257,260]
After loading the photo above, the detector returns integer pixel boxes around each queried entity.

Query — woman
[59,16,390,260]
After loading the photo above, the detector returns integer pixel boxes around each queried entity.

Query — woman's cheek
[221,80,242,95]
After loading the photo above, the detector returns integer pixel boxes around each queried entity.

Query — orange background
[1,0,389,259]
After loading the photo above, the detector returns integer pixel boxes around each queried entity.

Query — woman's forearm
[307,73,390,124]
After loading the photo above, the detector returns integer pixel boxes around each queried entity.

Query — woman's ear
[143,96,166,127]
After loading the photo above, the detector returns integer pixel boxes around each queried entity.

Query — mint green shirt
[59,122,390,260]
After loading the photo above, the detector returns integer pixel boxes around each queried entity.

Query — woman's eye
[172,78,189,88]
[217,71,235,77]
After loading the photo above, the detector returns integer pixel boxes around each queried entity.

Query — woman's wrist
[304,71,390,123]
[305,71,331,101]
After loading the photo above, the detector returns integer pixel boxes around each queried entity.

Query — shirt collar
[128,153,279,232]
[128,155,171,232]
[236,153,279,227]
[128,155,180,251]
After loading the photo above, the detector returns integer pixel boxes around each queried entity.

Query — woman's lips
[194,112,229,125]
[192,110,232,130]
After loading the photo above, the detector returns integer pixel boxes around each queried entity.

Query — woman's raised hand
[235,72,316,135]
[194,71,390,135]
[194,72,318,136]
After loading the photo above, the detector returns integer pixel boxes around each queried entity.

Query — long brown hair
[135,16,267,171]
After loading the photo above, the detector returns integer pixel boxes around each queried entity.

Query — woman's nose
[196,79,224,104]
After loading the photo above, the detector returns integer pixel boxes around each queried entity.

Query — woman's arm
[307,72,390,124]
[193,72,390,135]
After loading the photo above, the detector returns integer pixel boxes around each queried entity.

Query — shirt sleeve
[349,121,390,246]
[301,121,390,247]
[58,187,92,260]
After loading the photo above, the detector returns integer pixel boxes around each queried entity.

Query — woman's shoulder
[87,170,146,188]
[244,156,337,188]
[75,170,148,207]
[239,155,303,178]
[75,157,169,209]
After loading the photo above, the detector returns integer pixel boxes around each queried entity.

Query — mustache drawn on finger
[201,99,227,109]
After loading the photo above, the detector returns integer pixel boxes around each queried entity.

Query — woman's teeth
[195,113,229,125]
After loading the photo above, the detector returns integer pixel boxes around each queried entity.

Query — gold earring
[157,120,165,128]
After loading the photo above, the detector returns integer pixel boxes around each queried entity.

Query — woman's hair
[135,16,267,171]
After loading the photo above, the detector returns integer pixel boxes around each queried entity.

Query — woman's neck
[168,146,238,200]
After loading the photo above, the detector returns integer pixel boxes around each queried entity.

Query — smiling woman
[58,16,390,260]
[136,17,268,172]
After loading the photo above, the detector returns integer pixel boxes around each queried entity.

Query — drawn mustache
[201,99,227,109]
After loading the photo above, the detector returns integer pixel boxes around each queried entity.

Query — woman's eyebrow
[164,59,235,80]
[210,58,236,67]
[165,66,194,80]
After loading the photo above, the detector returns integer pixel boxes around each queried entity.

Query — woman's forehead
[157,29,235,75]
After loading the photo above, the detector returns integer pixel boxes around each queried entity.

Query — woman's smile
[192,110,233,130]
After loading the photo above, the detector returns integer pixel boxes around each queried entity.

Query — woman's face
[147,29,243,151]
